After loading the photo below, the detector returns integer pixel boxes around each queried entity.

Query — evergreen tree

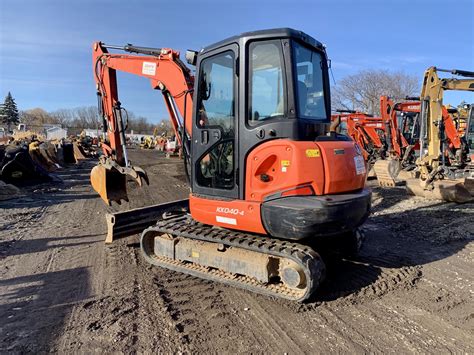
[1,92,20,132]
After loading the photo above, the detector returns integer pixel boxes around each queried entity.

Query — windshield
[293,42,327,120]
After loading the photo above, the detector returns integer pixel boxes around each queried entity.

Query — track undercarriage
[141,214,331,302]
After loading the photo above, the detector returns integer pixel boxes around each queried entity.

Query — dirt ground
[1,148,473,353]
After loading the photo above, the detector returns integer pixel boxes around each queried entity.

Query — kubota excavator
[330,110,386,165]
[405,67,474,202]
[331,98,420,185]
[91,28,371,301]
[372,96,421,186]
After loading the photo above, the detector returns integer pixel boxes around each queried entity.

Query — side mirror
[186,50,198,66]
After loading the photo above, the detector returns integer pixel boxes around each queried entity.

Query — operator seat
[298,80,308,115]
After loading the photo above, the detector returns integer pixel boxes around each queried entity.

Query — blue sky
[1,0,473,123]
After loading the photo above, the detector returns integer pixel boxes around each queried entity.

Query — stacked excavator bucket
[0,135,99,187]
[73,142,87,160]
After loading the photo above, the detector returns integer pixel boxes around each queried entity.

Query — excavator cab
[190,29,332,200]
[187,29,369,237]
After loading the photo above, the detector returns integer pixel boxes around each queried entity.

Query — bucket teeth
[133,166,149,186]
[373,159,401,186]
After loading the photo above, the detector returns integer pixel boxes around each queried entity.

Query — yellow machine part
[406,177,473,203]
[73,142,87,160]
[373,159,401,187]
[90,164,128,205]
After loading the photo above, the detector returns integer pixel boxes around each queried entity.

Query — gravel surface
[1,149,472,353]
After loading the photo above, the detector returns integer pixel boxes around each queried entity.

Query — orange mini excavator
[372,96,421,186]
[330,110,386,165]
[92,28,371,301]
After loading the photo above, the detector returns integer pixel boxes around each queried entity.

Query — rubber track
[141,215,325,302]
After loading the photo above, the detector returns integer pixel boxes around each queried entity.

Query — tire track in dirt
[150,269,244,352]
[58,241,187,353]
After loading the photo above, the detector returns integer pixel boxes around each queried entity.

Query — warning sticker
[281,160,290,167]
[142,62,157,76]
[354,155,366,175]
[305,149,320,158]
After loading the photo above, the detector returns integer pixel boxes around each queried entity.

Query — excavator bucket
[90,164,128,205]
[90,161,149,205]
[405,177,473,203]
[73,142,87,160]
[373,159,401,187]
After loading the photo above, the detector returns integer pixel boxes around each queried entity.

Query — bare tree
[155,119,172,136]
[50,108,74,127]
[73,106,100,129]
[332,70,420,115]
[19,105,159,136]
[20,108,57,126]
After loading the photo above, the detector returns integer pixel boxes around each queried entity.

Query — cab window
[293,42,327,120]
[248,40,286,125]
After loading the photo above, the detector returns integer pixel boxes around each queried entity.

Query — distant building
[45,126,67,140]
[83,128,101,138]
[126,133,153,144]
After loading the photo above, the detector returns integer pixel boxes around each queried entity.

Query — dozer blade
[406,177,473,203]
[373,159,401,187]
[90,164,128,205]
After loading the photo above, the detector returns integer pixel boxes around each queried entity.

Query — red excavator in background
[330,110,385,165]
[372,96,421,186]
[91,28,371,302]
[330,97,421,185]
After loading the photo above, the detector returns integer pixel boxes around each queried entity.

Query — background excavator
[405,67,474,202]
[372,96,421,186]
[330,110,386,166]
[331,97,421,186]
[91,28,371,302]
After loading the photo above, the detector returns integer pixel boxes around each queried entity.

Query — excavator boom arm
[91,41,195,205]
[93,42,194,158]
[420,66,474,157]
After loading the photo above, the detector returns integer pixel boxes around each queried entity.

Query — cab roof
[201,28,325,54]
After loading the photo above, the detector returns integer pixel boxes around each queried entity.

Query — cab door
[191,44,239,199]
